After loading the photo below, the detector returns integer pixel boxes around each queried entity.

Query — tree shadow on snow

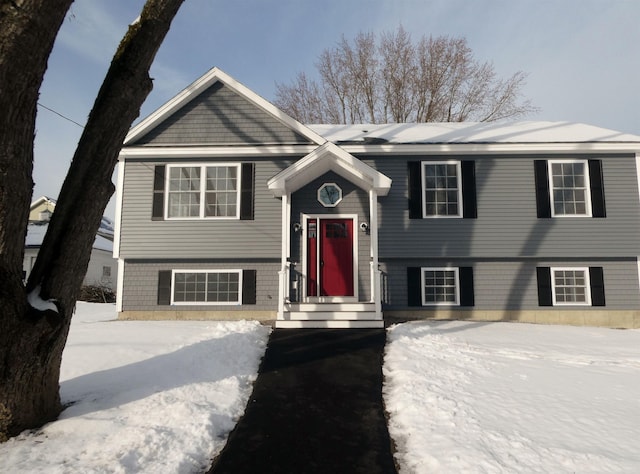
[58,331,262,419]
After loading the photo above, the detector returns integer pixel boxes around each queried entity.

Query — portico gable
[268,142,392,328]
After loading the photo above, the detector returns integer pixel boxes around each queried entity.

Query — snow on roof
[25,223,113,252]
[308,121,640,145]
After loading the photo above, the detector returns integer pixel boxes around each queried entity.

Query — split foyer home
[114,67,640,328]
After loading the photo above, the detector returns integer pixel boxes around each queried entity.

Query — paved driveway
[209,328,397,474]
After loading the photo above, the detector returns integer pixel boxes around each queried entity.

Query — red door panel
[319,219,354,296]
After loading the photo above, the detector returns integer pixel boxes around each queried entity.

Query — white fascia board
[124,67,327,146]
[340,142,640,155]
[118,145,318,160]
[267,142,391,196]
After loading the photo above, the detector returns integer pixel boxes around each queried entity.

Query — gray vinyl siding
[131,82,312,146]
[290,171,372,301]
[381,259,640,310]
[364,154,640,259]
[122,260,279,311]
[118,159,292,259]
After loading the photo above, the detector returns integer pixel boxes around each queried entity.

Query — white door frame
[301,213,359,303]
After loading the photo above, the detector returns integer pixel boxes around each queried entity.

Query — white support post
[369,189,382,319]
[116,258,124,313]
[277,193,291,319]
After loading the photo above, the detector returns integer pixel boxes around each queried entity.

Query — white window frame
[421,161,463,218]
[165,163,241,220]
[550,267,591,306]
[170,269,242,305]
[548,159,592,217]
[421,267,460,306]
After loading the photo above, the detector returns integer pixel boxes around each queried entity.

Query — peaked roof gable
[124,67,327,146]
[268,142,392,196]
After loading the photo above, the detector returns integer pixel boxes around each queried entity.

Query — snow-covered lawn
[384,321,640,473]
[1,304,639,473]
[0,303,271,473]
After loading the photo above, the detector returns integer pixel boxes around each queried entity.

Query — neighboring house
[114,67,640,328]
[25,196,117,290]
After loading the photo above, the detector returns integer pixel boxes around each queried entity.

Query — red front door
[307,218,354,297]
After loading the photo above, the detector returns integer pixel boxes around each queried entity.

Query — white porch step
[285,303,375,312]
[285,311,378,321]
[275,320,384,329]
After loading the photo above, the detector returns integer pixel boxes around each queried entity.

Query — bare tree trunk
[0,0,185,441]
[0,0,74,442]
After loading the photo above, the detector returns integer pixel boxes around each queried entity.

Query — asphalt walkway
[208,328,397,474]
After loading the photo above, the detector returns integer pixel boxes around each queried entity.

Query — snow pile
[384,321,640,473]
[0,303,270,473]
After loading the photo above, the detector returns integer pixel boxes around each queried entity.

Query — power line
[37,102,85,128]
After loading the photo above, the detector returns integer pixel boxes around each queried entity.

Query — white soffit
[124,67,327,146]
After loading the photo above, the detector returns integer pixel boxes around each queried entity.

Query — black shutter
[536,267,553,306]
[534,160,551,218]
[157,270,172,305]
[152,165,165,220]
[408,162,422,219]
[407,267,422,306]
[589,267,606,306]
[242,269,257,304]
[459,267,475,306]
[461,161,477,218]
[588,160,606,218]
[240,163,255,220]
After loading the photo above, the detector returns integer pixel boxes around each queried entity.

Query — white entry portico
[268,142,392,328]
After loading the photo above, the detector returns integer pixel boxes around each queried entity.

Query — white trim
[550,267,592,306]
[420,267,460,306]
[118,142,640,160]
[113,161,125,258]
[118,145,319,159]
[421,161,463,218]
[164,163,241,220]
[170,269,242,306]
[547,159,592,217]
[301,214,359,302]
[267,142,392,197]
[124,67,326,146]
[636,154,640,206]
[116,258,125,312]
[276,320,384,329]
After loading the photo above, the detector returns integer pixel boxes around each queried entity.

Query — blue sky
[34,0,640,218]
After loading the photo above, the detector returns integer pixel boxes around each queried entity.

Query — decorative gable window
[534,159,606,218]
[152,163,255,220]
[408,160,477,219]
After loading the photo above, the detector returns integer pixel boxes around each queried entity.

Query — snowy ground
[384,320,640,473]
[1,305,639,473]
[0,303,271,473]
